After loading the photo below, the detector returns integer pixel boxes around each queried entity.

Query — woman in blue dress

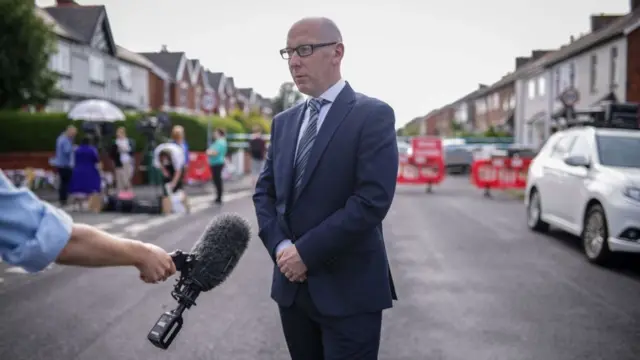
[69,137,102,196]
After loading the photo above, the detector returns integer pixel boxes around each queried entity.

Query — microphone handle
[147,282,201,350]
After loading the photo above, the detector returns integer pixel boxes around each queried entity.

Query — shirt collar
[307,78,346,105]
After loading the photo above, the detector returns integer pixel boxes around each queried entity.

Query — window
[569,62,575,88]
[118,65,132,91]
[550,134,576,159]
[179,82,188,107]
[554,68,560,96]
[589,55,597,93]
[610,46,618,90]
[49,42,71,75]
[163,81,170,106]
[89,55,105,83]
[538,76,545,96]
[493,93,499,109]
[195,87,202,111]
[509,94,516,108]
[528,80,536,99]
[502,100,509,111]
[596,135,640,168]
[568,134,592,158]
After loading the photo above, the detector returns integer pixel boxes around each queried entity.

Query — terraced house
[39,1,152,112]
[140,47,203,115]
[515,4,640,147]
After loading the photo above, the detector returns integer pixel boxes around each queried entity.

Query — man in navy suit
[253,16,398,360]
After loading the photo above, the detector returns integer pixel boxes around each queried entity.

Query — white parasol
[67,99,126,122]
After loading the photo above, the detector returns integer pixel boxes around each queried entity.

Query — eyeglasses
[279,42,338,59]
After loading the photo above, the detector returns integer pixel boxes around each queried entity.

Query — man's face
[285,22,337,96]
[68,127,77,137]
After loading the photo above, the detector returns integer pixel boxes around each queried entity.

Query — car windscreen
[595,134,640,168]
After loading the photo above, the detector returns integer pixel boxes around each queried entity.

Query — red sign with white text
[397,136,445,185]
[470,156,532,189]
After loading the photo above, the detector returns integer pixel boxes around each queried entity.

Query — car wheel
[582,203,613,265]
[527,189,549,232]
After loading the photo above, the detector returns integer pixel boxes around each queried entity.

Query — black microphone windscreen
[189,213,251,292]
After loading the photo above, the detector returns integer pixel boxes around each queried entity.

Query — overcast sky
[37,0,632,128]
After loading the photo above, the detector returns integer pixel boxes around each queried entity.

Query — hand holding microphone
[147,213,251,350]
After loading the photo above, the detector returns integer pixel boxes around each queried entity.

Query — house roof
[225,76,236,90]
[238,88,253,99]
[35,6,80,41]
[207,72,224,90]
[138,51,185,79]
[44,5,104,44]
[544,9,640,68]
[41,5,158,71]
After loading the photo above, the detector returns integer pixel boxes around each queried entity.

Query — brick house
[139,46,200,114]
[625,1,640,102]
[423,106,455,136]
[473,75,517,134]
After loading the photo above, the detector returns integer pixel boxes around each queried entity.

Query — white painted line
[94,222,113,230]
[112,217,133,225]
[0,278,4,283]
[190,203,209,213]
[6,267,28,274]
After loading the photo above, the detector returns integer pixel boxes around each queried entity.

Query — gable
[90,10,116,56]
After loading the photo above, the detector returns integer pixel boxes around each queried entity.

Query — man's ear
[333,43,344,64]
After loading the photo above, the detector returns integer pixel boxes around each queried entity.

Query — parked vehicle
[524,113,640,266]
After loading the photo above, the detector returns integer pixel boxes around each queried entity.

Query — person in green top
[206,128,228,204]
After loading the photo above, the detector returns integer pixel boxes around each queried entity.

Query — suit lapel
[295,83,356,200]
[281,103,306,207]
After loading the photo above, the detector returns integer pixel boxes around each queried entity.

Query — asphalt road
[2,177,640,360]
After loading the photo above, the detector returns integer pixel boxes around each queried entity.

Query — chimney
[478,84,488,90]
[570,35,575,42]
[590,14,623,32]
[515,56,530,69]
[531,50,553,60]
[161,44,168,52]
[56,0,79,6]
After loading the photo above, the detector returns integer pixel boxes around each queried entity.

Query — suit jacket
[252,82,398,317]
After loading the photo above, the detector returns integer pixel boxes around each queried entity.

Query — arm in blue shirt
[0,171,72,272]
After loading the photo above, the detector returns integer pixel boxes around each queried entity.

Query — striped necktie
[293,97,329,199]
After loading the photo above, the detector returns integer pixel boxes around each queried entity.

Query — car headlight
[623,186,640,201]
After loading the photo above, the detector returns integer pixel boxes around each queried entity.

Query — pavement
[1,176,640,359]
[32,176,254,204]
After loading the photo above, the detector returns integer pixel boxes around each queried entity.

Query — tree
[0,0,59,109]
[270,82,303,115]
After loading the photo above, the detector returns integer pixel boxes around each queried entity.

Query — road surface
[1,177,640,360]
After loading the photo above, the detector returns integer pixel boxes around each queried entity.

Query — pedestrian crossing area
[0,190,252,284]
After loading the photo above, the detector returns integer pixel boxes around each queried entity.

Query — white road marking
[112,217,133,225]
[94,222,113,230]
[6,267,28,274]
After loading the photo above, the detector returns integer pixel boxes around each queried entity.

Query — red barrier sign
[471,156,531,190]
[184,152,212,184]
[397,137,445,185]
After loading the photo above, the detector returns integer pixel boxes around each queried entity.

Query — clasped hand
[276,245,307,282]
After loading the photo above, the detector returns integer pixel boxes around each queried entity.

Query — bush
[0,111,251,153]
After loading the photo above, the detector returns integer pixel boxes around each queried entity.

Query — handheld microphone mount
[147,250,202,349]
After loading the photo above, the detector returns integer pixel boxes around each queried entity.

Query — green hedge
[0,111,268,153]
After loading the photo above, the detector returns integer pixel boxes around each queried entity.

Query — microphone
[147,212,251,350]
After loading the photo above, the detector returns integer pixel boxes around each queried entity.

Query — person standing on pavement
[0,170,175,283]
[109,126,135,193]
[252,17,398,360]
[52,125,77,207]
[206,128,228,205]
[248,125,267,186]
[171,125,190,173]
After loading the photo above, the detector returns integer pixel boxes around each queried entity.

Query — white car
[524,125,640,265]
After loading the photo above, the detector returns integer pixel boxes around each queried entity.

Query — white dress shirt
[277,78,347,256]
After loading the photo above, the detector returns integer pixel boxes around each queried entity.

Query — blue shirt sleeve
[0,171,73,272]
